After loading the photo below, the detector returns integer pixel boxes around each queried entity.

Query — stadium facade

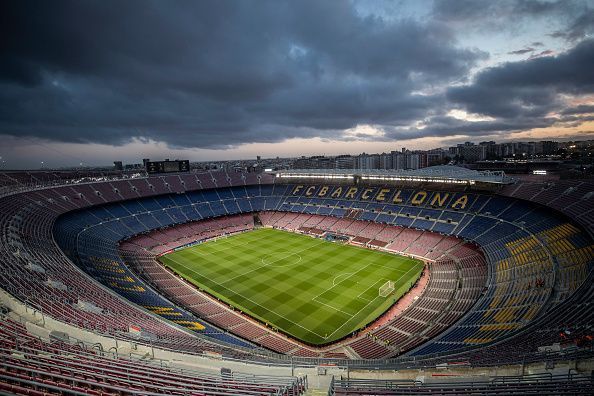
[0,166,592,394]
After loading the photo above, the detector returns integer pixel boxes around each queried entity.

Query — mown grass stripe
[159,227,423,345]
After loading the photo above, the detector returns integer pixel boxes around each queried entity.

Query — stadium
[3,1,594,393]
[0,166,592,395]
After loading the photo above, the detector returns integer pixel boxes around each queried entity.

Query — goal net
[379,280,395,297]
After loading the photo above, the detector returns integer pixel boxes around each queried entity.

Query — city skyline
[6,136,589,171]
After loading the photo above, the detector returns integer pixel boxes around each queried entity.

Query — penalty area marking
[355,278,390,302]
[332,272,354,286]
[322,264,424,340]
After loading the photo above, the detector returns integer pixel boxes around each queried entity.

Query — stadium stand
[40,181,591,356]
[329,374,594,395]
[0,314,306,395]
[0,168,592,394]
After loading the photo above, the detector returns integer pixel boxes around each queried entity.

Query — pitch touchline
[313,299,355,317]
[185,228,309,259]
[368,262,410,272]
[324,294,381,340]
[312,276,387,316]
[163,253,329,340]
[184,230,274,258]
[310,260,374,302]
[165,231,424,342]
[323,262,423,340]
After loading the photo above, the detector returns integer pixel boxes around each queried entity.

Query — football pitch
[159,228,424,345]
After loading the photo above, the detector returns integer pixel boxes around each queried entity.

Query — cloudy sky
[1,0,594,168]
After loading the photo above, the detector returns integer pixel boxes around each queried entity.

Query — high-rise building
[448,146,460,157]
[427,148,446,165]
[418,152,428,169]
[453,142,487,163]
[379,153,393,169]
[405,153,420,169]
[479,141,500,159]
[357,153,380,169]
[334,155,355,169]
[391,150,425,170]
[391,151,404,170]
[293,155,334,169]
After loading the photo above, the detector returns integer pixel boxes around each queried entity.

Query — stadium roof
[274,165,514,185]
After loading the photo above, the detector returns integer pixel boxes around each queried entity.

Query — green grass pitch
[159,227,424,345]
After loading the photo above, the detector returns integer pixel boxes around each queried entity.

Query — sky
[1,0,594,169]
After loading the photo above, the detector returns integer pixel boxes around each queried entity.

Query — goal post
[379,280,395,297]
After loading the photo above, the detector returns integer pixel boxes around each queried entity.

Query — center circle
[261,251,302,267]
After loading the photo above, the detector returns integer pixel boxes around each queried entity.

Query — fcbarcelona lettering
[291,185,470,210]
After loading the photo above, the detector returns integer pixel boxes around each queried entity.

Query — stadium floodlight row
[274,165,513,185]
[0,167,592,395]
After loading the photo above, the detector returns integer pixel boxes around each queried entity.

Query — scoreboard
[146,160,190,174]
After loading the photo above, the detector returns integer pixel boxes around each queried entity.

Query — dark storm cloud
[0,0,485,149]
[432,0,593,40]
[549,8,594,42]
[378,115,557,142]
[2,0,592,153]
[508,47,536,55]
[373,38,594,141]
[447,39,594,119]
[431,0,568,28]
[527,49,555,59]
[561,104,594,116]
